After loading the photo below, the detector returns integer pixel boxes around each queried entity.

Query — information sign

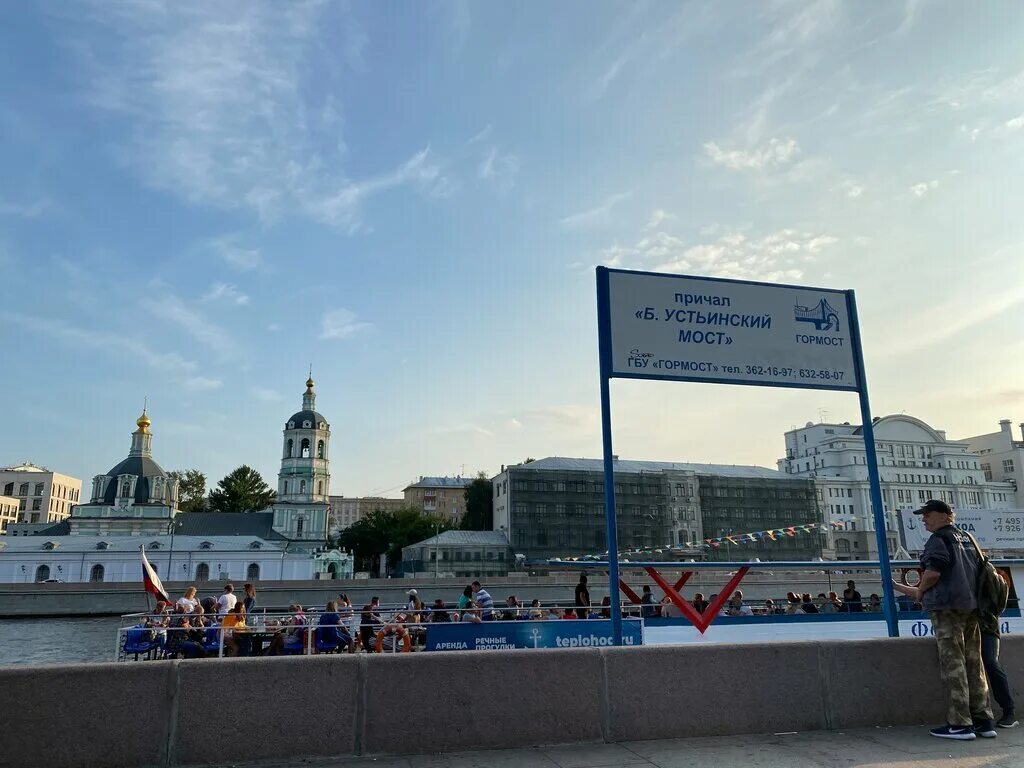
[604,270,860,391]
[898,509,1024,552]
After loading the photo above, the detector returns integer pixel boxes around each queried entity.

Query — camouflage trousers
[930,609,993,726]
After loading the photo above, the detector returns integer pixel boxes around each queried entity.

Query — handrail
[546,558,1024,569]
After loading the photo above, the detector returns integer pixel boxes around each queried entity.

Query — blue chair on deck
[123,627,159,660]
[282,626,308,655]
[315,625,341,654]
[201,625,223,655]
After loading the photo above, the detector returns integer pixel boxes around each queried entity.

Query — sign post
[595,267,899,644]
[847,291,898,638]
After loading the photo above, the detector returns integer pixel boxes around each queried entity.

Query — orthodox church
[0,377,352,584]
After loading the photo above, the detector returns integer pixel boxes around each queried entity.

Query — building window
[1004,460,1016,474]
[195,563,210,581]
[18,483,28,496]
[3,482,12,496]
[90,564,105,582]
[286,439,294,458]
[32,499,41,511]
[317,481,323,495]
[297,518,305,535]
[317,440,325,459]
[34,483,44,496]
[247,563,260,580]
[300,480,307,495]
[35,565,50,582]
[301,438,311,458]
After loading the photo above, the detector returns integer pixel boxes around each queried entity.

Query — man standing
[980,572,1017,728]
[217,583,237,617]
[842,580,863,613]
[575,574,591,619]
[471,581,494,620]
[893,500,994,740]
[641,585,657,619]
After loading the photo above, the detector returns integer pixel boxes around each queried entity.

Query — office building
[0,464,82,526]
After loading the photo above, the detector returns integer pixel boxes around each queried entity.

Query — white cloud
[182,376,222,392]
[590,51,632,100]
[909,180,939,198]
[267,323,283,333]
[467,124,493,145]
[559,191,632,229]
[148,295,237,357]
[703,137,800,171]
[198,237,264,274]
[992,113,1024,138]
[751,0,842,70]
[897,0,926,35]
[477,147,520,192]
[600,229,838,283]
[201,283,249,306]
[0,198,49,218]
[71,2,442,231]
[0,311,199,378]
[320,308,371,340]
[302,147,449,233]
[885,282,1024,355]
[645,209,676,230]
[840,180,865,199]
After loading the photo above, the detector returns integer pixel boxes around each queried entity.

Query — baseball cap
[913,499,952,515]
[407,588,418,596]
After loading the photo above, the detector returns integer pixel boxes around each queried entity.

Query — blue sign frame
[596,267,898,644]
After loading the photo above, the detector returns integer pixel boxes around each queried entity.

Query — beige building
[403,476,472,521]
[328,496,406,531]
[0,464,82,526]
[0,495,18,534]
[959,420,1024,507]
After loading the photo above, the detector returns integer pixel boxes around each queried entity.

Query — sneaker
[930,725,977,740]
[998,714,1019,728]
[973,720,997,738]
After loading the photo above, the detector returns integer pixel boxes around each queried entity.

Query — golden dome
[306,376,315,389]
[136,408,151,434]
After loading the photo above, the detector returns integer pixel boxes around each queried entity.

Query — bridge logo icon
[794,297,840,332]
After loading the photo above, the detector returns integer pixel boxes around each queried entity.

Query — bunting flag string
[557,520,846,562]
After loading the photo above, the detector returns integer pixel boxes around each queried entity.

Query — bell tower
[273,375,330,542]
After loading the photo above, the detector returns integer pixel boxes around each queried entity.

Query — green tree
[460,473,494,530]
[207,465,276,513]
[338,507,456,576]
[168,469,207,513]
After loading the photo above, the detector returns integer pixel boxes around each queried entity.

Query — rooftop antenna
[818,407,829,423]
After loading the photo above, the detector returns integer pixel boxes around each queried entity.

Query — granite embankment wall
[3,635,1021,768]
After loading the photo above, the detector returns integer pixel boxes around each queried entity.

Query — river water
[0,617,123,666]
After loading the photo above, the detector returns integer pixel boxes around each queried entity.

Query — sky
[1,1,1023,498]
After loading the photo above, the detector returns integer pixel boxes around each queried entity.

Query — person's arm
[892,570,940,602]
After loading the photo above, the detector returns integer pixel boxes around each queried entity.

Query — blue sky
[2,1,1023,496]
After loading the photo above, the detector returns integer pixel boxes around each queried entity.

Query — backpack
[964,532,1009,615]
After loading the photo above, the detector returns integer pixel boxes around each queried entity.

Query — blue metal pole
[846,290,899,638]
[596,267,624,646]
